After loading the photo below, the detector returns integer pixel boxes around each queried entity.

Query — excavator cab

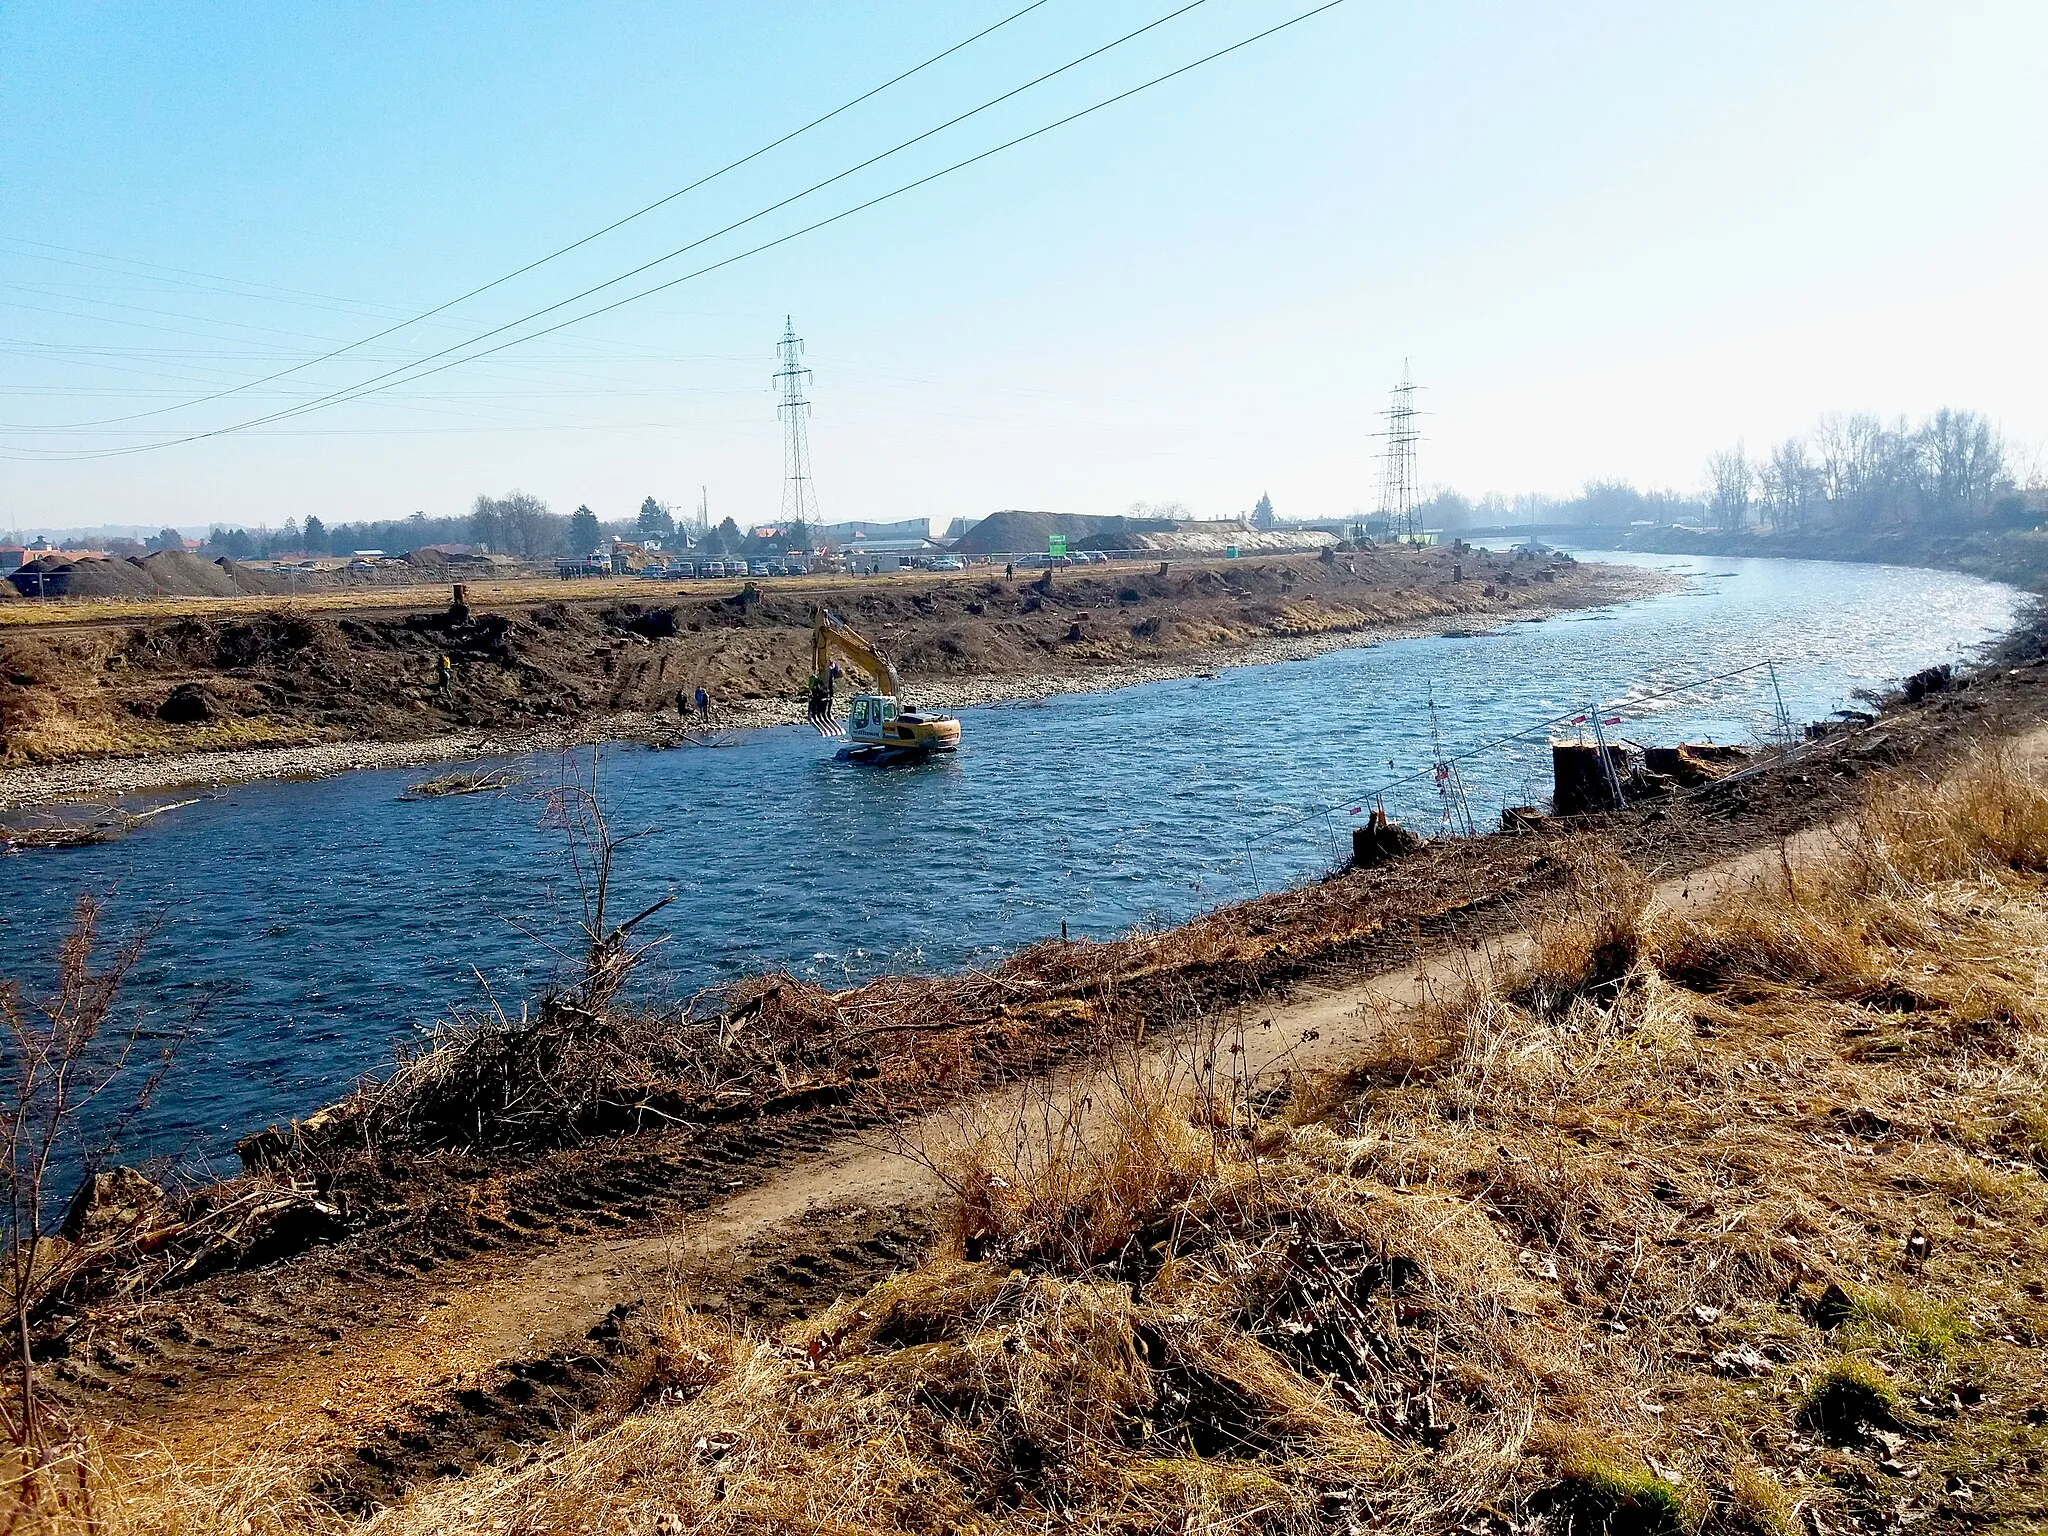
[808,610,961,760]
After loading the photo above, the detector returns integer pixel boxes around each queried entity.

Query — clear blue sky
[3,1,2043,535]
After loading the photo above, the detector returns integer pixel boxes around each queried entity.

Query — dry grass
[60,749,2048,1534]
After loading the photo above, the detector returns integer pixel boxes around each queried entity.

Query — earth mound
[950,510,1174,556]
[136,549,242,597]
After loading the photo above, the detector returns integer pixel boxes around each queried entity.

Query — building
[815,517,931,548]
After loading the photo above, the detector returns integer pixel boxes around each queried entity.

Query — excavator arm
[811,609,901,696]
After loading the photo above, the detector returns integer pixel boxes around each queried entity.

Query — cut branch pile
[397,768,521,800]
[0,800,199,853]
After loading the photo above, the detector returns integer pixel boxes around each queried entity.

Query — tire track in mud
[314,1204,939,1514]
[60,919,1471,1483]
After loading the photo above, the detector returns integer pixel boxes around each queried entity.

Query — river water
[0,550,2021,1165]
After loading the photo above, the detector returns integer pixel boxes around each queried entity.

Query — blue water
[0,551,2020,1164]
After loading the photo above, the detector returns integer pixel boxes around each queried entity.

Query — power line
[15,0,1345,463]
[22,0,1059,433]
[19,0,1215,457]
[776,317,822,529]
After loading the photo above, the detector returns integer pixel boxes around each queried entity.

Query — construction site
[0,541,1634,775]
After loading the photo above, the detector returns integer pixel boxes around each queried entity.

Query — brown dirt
[38,657,2048,1513]
[0,547,1625,766]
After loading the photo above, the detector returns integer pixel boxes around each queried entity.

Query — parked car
[748,560,771,577]
[931,555,963,571]
[697,560,725,578]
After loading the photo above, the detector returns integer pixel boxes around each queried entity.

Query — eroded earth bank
[0,546,1646,785]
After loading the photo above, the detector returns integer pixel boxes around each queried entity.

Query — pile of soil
[1,547,1610,766]
[8,555,160,598]
[950,510,1177,555]
[137,549,242,597]
[5,552,293,599]
[3,551,474,602]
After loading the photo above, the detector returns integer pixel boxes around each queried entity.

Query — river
[0,550,2021,1165]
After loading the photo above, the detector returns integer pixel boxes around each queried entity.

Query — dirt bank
[0,546,1660,801]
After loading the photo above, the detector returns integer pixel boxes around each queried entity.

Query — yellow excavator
[807,608,962,761]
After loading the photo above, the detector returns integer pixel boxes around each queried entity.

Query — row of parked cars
[639,557,810,580]
[1014,550,1113,567]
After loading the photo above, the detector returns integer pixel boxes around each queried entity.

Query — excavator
[806,608,961,762]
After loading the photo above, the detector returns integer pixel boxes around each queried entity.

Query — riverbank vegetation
[1412,405,2048,609]
[68,745,2048,1535]
[8,615,2045,1531]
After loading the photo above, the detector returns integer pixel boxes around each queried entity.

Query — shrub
[1799,1357,1900,1445]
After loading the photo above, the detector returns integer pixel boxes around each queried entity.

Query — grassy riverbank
[0,620,2039,1521]
[7,591,2044,1533]
[73,743,2048,1535]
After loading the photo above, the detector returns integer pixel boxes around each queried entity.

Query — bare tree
[1760,437,1821,533]
[469,491,559,560]
[1921,408,2008,524]
[1,897,178,1500]
[1705,445,1753,532]
[535,753,675,1015]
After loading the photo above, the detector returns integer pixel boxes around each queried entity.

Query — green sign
[1047,534,1067,557]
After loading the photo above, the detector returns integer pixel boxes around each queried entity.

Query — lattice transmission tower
[1375,361,1423,542]
[775,316,821,533]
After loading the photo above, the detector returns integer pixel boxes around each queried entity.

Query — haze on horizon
[3,0,2044,537]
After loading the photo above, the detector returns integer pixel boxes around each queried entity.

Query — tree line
[6,493,724,564]
[217,494,624,562]
[1697,408,2024,534]
[1418,406,2033,535]
[186,492,797,562]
